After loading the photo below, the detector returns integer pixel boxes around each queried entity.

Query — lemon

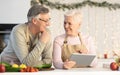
[12,64,19,68]
[19,64,27,68]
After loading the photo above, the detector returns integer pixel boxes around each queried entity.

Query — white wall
[0,0,31,24]
[49,0,120,57]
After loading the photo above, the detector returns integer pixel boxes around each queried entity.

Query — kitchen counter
[1,58,120,75]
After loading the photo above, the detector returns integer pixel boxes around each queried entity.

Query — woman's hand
[63,59,76,69]
[76,46,88,54]
[79,49,88,54]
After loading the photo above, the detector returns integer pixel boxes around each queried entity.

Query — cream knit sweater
[0,24,53,67]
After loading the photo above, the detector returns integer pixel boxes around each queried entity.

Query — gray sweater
[0,24,53,67]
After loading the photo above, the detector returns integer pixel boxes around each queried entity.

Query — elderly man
[0,5,52,67]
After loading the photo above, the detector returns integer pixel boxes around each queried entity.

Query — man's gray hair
[64,10,82,24]
[27,4,49,22]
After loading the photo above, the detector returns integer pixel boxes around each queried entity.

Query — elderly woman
[53,10,97,69]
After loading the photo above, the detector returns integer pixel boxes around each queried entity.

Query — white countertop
[1,59,120,75]
[52,58,115,71]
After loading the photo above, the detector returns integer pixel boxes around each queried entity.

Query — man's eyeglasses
[38,18,51,23]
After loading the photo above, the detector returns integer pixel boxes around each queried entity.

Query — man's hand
[39,30,50,44]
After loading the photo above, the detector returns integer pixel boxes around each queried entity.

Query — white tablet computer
[70,53,96,67]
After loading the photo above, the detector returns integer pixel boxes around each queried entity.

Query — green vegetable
[35,64,52,69]
[1,62,11,67]
[6,67,20,72]
[42,64,52,68]
[0,62,20,72]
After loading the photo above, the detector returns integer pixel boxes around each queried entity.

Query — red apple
[0,64,6,72]
[110,62,118,71]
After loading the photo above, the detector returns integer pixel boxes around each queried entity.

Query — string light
[94,7,101,58]
[103,8,108,53]
[112,10,116,50]
[87,6,90,35]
